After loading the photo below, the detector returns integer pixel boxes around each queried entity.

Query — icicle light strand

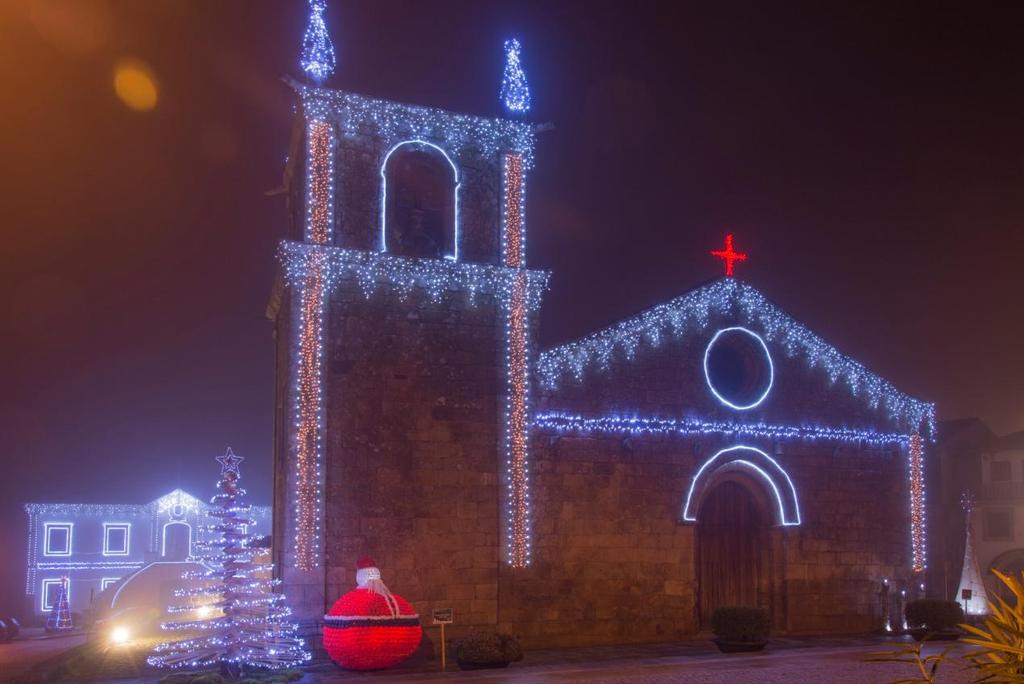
[536,278,935,435]
[295,85,535,168]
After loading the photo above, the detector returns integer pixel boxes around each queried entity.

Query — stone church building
[269,77,934,647]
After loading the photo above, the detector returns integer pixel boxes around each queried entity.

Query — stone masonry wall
[320,279,505,630]
[497,430,910,647]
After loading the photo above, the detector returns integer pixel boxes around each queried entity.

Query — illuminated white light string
[155,490,203,517]
[534,412,911,447]
[102,522,131,556]
[379,139,460,260]
[536,278,935,435]
[43,523,73,557]
[161,521,193,558]
[23,495,271,598]
[299,0,336,84]
[280,242,550,307]
[37,561,144,570]
[499,38,531,114]
[682,445,801,526]
[908,433,927,572]
[703,325,774,410]
[294,85,536,168]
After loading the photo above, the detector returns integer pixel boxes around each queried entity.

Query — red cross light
[711,234,747,277]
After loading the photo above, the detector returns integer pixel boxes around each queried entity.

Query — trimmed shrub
[452,632,523,665]
[710,606,770,642]
[905,599,964,632]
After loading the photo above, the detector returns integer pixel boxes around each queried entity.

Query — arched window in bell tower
[381,140,459,260]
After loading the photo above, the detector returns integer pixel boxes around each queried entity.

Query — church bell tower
[271,2,547,632]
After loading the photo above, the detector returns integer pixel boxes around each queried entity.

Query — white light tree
[956,489,990,616]
[148,448,309,676]
[499,38,531,114]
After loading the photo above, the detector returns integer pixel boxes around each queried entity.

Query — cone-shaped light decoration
[956,490,990,615]
[500,38,531,114]
[300,0,336,84]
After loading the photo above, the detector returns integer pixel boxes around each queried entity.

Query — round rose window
[703,326,774,410]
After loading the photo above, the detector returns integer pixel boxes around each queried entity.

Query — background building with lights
[928,419,1024,606]
[269,37,933,644]
[24,489,271,619]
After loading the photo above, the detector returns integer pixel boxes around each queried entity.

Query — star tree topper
[711,233,748,277]
[216,447,244,476]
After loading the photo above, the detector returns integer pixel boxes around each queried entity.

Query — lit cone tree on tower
[148,448,309,675]
[499,38,531,114]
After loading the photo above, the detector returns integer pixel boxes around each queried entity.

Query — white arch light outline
[379,139,460,261]
[703,326,775,410]
[682,444,801,526]
[161,521,192,559]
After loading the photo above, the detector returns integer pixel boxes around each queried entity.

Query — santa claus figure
[323,557,422,670]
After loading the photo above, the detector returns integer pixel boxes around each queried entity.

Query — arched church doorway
[697,480,770,627]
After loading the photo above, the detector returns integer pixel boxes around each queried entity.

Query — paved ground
[0,630,86,683]
[303,637,977,683]
[1,634,980,683]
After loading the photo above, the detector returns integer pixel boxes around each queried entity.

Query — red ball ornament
[323,558,422,670]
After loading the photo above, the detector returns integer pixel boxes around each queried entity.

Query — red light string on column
[305,120,334,243]
[503,154,524,268]
[908,433,926,573]
[293,118,334,571]
[503,152,530,567]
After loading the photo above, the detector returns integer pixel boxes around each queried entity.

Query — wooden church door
[697,480,769,626]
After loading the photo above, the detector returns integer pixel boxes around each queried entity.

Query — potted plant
[710,606,770,653]
[451,631,523,670]
[905,599,964,641]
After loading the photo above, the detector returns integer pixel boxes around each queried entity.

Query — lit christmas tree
[300,0,336,84]
[956,489,990,616]
[148,448,310,675]
[499,38,531,114]
[45,577,73,632]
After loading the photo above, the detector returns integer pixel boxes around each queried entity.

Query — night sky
[1,1,1022,615]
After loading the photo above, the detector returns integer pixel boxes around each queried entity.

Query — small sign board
[962,589,973,601]
[432,608,453,625]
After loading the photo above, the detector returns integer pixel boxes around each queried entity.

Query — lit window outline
[41,578,69,612]
[682,444,801,526]
[379,139,461,261]
[703,326,775,410]
[43,523,73,557]
[161,521,192,558]
[100,577,120,591]
[102,523,131,556]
